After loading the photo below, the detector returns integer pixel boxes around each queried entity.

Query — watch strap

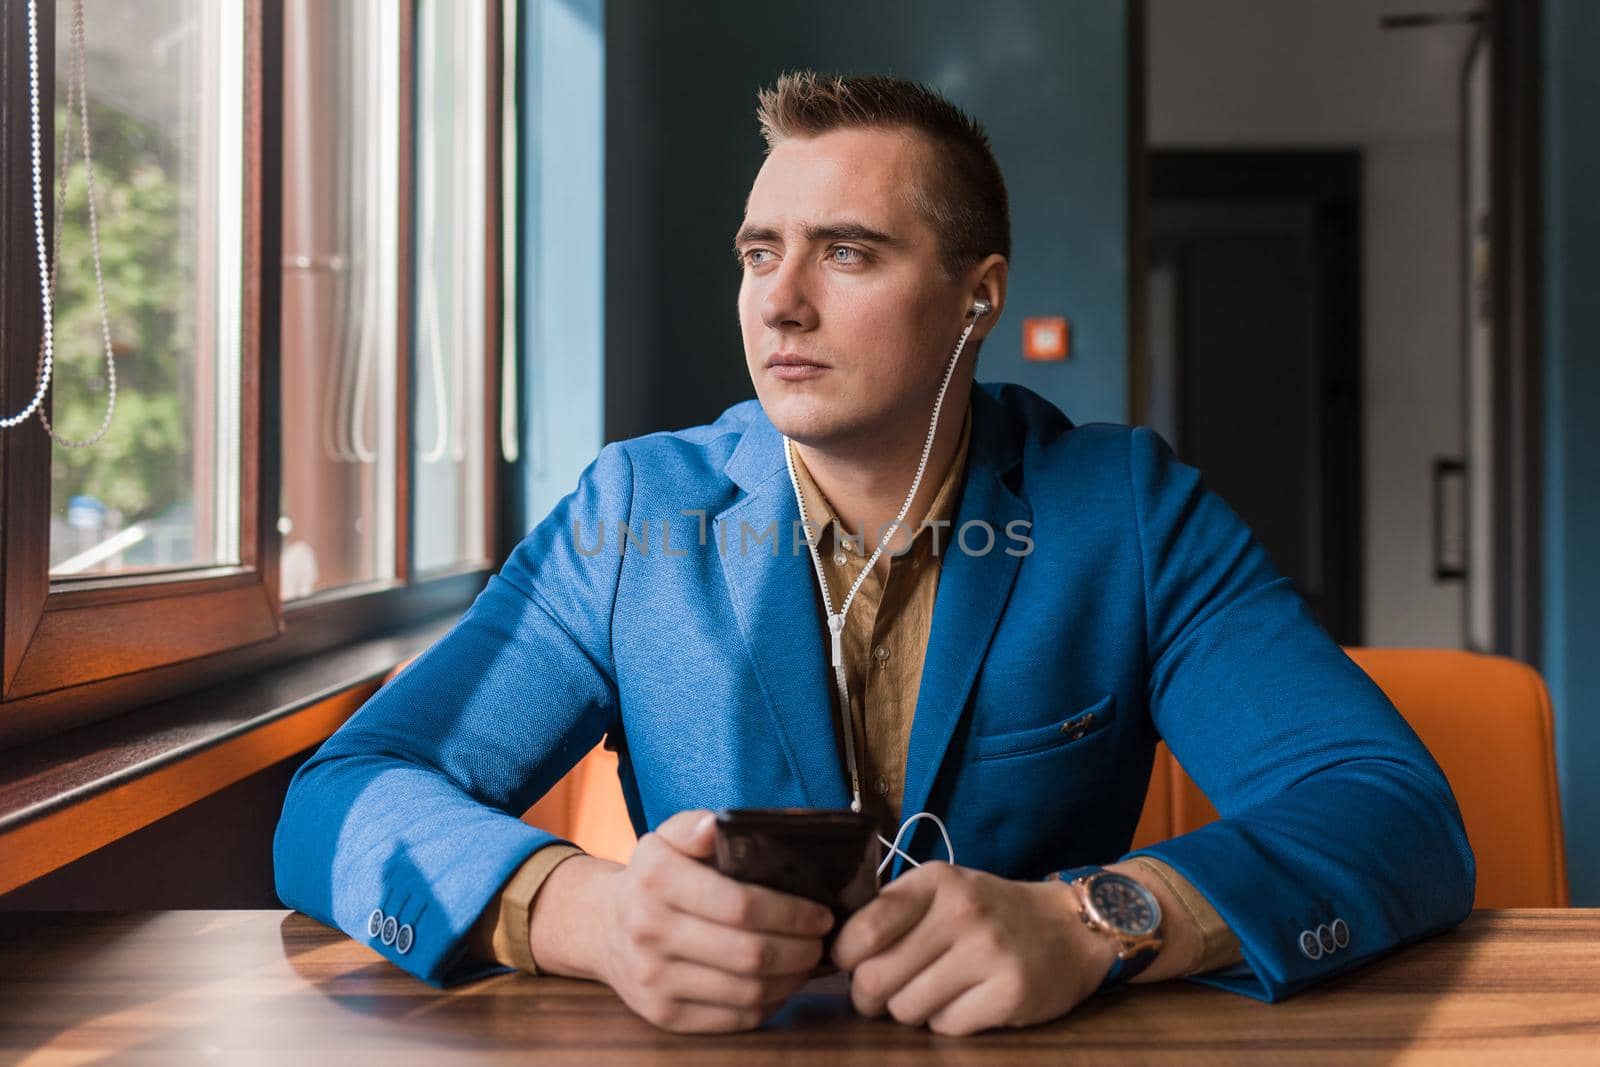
[1098,942,1158,989]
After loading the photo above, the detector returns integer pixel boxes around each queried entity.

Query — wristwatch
[1049,865,1164,992]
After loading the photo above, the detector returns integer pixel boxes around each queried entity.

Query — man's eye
[829,246,865,265]
[742,248,773,267]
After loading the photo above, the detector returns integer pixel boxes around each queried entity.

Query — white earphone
[780,290,994,879]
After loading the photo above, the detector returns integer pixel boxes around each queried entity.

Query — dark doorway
[1143,151,1363,644]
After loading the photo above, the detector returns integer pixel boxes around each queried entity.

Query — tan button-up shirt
[469,404,1243,977]
[798,403,973,843]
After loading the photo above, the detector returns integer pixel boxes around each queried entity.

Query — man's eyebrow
[732,220,902,251]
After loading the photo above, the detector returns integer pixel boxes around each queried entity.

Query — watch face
[1088,873,1161,937]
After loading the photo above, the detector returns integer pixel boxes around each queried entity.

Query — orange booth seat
[383,647,1568,908]
[1128,648,1568,907]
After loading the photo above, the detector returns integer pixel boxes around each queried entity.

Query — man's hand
[829,861,1117,1036]
[590,808,838,1034]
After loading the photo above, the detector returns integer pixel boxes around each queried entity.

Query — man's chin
[757,390,843,443]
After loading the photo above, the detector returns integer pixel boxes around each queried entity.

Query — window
[412,0,493,576]
[278,0,402,600]
[44,0,246,580]
[0,0,514,747]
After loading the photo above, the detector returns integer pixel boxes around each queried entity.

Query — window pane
[47,0,245,578]
[413,0,490,575]
[278,0,401,600]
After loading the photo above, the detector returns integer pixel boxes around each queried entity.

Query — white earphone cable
[782,298,989,879]
[877,810,957,877]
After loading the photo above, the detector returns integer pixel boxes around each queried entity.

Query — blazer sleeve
[1117,426,1475,1003]
[272,442,635,988]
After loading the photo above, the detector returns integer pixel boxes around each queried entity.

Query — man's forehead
[740,128,931,240]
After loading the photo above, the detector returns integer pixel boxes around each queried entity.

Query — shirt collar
[790,402,973,558]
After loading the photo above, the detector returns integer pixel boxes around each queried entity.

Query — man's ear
[968,255,1008,341]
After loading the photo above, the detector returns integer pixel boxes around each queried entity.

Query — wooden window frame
[0,0,512,752]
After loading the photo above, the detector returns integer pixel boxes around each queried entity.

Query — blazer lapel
[716,415,850,809]
[895,387,1028,875]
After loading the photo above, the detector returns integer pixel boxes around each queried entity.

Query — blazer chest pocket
[973,693,1117,761]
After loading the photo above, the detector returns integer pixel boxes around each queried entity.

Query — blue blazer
[273,381,1475,1001]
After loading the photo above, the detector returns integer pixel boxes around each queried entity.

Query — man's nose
[760,258,818,331]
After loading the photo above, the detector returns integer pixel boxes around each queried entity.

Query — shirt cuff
[466,843,588,975]
[1123,854,1245,975]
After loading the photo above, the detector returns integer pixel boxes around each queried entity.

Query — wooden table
[0,909,1595,1064]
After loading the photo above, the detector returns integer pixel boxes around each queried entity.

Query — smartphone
[712,807,881,955]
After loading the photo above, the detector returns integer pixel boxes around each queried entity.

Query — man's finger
[842,907,959,1017]
[916,964,1000,1035]
[830,875,938,971]
[653,908,824,976]
[651,809,719,859]
[658,852,835,936]
[879,942,984,1027]
[643,998,768,1036]
[657,957,809,1010]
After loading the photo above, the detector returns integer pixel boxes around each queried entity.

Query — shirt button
[874,775,890,796]
[833,552,848,567]
[874,645,891,663]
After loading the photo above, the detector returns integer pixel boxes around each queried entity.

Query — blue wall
[1543,0,1600,906]
[603,0,1131,441]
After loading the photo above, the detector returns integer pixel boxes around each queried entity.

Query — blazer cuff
[1123,854,1245,975]
[467,843,588,974]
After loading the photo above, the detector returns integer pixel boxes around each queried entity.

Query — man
[273,71,1474,1036]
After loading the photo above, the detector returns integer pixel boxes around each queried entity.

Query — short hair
[755,70,1011,281]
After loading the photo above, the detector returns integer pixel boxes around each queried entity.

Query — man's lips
[767,358,828,381]
[766,353,829,369]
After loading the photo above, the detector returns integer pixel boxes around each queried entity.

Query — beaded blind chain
[1,0,118,447]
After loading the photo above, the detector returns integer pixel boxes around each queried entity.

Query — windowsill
[0,614,457,895]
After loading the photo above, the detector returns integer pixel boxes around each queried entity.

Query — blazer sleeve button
[1299,929,1324,960]
[368,909,385,939]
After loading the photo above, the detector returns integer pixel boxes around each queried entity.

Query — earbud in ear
[970,297,992,318]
